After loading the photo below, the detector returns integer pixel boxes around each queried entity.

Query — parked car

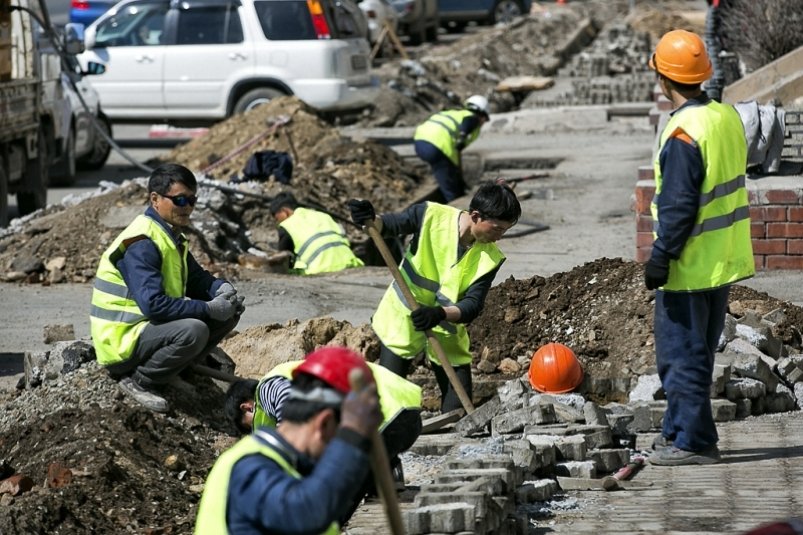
[68,0,116,25]
[390,0,438,45]
[77,0,377,124]
[437,0,532,31]
[358,0,399,54]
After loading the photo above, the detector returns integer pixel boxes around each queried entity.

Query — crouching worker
[269,191,364,275]
[196,347,383,535]
[224,353,423,524]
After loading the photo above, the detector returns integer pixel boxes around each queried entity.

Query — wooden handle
[348,369,406,535]
[365,222,475,414]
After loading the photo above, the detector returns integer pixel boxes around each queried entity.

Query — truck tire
[77,113,112,171]
[17,129,48,217]
[233,87,286,115]
[0,165,8,228]
[50,129,77,186]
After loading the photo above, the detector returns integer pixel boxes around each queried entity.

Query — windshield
[94,2,167,47]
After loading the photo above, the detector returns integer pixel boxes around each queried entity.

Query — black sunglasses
[161,193,198,207]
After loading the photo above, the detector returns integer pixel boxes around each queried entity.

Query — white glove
[215,282,236,297]
[207,294,236,321]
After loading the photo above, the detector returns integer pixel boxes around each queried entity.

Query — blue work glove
[215,282,236,297]
[347,199,376,226]
[411,305,446,331]
[207,293,237,321]
[644,258,669,290]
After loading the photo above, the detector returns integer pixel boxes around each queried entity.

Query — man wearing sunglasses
[90,163,245,413]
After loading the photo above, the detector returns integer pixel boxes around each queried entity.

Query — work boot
[651,434,674,451]
[648,444,721,466]
[119,376,169,413]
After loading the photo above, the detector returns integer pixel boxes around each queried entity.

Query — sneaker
[119,377,169,413]
[651,434,674,451]
[648,445,721,466]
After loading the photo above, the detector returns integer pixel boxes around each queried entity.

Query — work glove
[347,199,376,226]
[207,294,237,321]
[233,294,246,316]
[341,383,382,438]
[644,258,670,290]
[411,305,446,331]
[215,282,236,298]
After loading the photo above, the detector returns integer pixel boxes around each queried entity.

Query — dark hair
[659,73,701,93]
[269,191,299,216]
[469,180,521,224]
[225,379,259,436]
[281,373,342,424]
[147,163,198,195]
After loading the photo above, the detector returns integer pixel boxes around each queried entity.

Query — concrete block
[710,399,737,422]
[588,448,629,473]
[648,401,667,428]
[736,323,785,360]
[523,423,569,436]
[734,398,752,419]
[503,440,540,473]
[403,503,477,535]
[551,401,585,424]
[567,424,614,449]
[717,313,738,349]
[516,479,558,503]
[497,378,529,409]
[582,401,609,426]
[776,357,803,384]
[711,364,732,397]
[555,435,587,461]
[445,456,522,487]
[525,435,558,467]
[606,412,635,437]
[555,461,596,479]
[795,383,803,409]
[628,402,654,433]
[410,433,471,456]
[766,383,797,413]
[751,395,767,416]
[491,406,532,435]
[436,469,514,494]
[414,491,497,522]
[725,378,767,400]
[629,374,663,401]
[456,395,502,437]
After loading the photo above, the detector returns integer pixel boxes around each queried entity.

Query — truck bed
[0,78,40,143]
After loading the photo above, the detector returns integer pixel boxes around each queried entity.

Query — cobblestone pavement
[345,411,803,534]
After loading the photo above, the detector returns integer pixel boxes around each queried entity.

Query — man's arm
[456,114,482,151]
[448,266,501,323]
[257,376,291,423]
[379,203,426,253]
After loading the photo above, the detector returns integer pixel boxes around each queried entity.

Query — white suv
[77,0,377,123]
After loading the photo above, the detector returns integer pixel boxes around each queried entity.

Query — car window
[176,4,244,45]
[253,1,316,40]
[94,2,168,47]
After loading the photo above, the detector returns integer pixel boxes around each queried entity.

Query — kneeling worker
[269,192,364,275]
[195,347,383,535]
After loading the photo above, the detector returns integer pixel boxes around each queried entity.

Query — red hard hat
[528,342,584,394]
[293,346,374,394]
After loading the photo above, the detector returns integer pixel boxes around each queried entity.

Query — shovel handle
[365,222,475,414]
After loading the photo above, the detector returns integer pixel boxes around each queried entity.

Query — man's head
[467,180,521,243]
[224,379,259,435]
[148,163,198,228]
[270,192,299,223]
[649,29,711,99]
[464,94,490,122]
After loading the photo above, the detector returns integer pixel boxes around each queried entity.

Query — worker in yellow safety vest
[645,30,753,467]
[195,347,382,535]
[268,191,364,275]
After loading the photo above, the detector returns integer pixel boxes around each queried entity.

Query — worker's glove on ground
[411,305,446,331]
[347,199,376,226]
[233,295,246,316]
[207,293,237,321]
[341,384,382,438]
[215,282,236,298]
[644,258,670,290]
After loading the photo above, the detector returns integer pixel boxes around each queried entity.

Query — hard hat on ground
[464,95,490,118]
[293,346,374,395]
[648,29,712,85]
[528,342,584,394]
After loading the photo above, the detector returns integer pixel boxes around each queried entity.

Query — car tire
[425,17,439,42]
[233,87,287,115]
[491,0,524,24]
[17,129,48,217]
[77,113,113,171]
[50,128,77,186]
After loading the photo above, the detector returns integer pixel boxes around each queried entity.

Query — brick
[790,207,803,222]
[636,232,655,248]
[754,255,765,270]
[636,214,653,232]
[750,206,788,222]
[767,223,803,238]
[765,190,802,205]
[637,166,654,181]
[634,182,655,214]
[0,474,34,496]
[766,256,803,269]
[751,239,786,255]
[751,222,766,238]
[636,247,652,263]
[788,240,803,255]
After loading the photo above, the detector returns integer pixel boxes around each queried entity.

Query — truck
[0,0,79,227]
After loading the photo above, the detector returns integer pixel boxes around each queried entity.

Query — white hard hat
[464,95,489,117]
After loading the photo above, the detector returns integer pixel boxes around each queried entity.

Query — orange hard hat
[528,342,584,394]
[648,29,712,85]
[293,346,374,394]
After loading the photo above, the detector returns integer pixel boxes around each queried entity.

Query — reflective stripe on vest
[194,432,339,535]
[90,215,188,366]
[651,100,754,291]
[253,361,422,432]
[414,109,479,166]
[279,207,364,275]
[372,203,504,366]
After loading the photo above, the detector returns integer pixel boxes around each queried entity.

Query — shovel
[364,221,475,414]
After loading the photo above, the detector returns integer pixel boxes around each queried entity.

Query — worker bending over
[269,191,364,275]
[195,347,382,534]
[348,181,521,412]
[414,95,490,202]
[645,30,753,466]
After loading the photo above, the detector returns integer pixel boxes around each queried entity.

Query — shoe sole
[648,452,720,466]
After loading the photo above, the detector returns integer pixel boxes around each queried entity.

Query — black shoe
[649,445,721,466]
[119,377,169,413]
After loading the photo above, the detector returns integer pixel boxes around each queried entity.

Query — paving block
[503,441,541,473]
[711,363,732,397]
[776,357,803,384]
[588,448,629,473]
[566,424,614,449]
[492,406,534,435]
[436,469,513,494]
[735,321,785,360]
[497,377,529,409]
[455,395,502,437]
[582,401,609,426]
[727,346,780,389]
[403,503,477,535]
[555,434,587,461]
[795,382,803,409]
[445,456,522,487]
[555,460,596,479]
[606,412,635,437]
[628,402,654,432]
[735,398,752,418]
[725,378,767,400]
[710,399,737,421]
[414,491,497,522]
[522,423,569,436]
[551,401,585,423]
[766,383,797,413]
[525,435,558,467]
[516,479,558,503]
[629,373,663,401]
[410,433,471,456]
[648,401,667,428]
[751,395,767,416]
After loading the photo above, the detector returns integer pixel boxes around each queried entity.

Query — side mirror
[63,23,86,55]
[84,61,106,75]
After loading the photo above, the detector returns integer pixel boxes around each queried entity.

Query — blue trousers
[654,286,729,451]
[414,140,466,202]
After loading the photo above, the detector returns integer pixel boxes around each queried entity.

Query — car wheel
[233,88,287,115]
[491,0,523,24]
[50,128,77,186]
[17,129,48,216]
[77,114,113,171]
